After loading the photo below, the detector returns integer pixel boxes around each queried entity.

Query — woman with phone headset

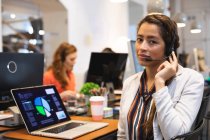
[43,42,77,101]
[117,14,204,140]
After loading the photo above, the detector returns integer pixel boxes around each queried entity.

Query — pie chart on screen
[34,97,51,117]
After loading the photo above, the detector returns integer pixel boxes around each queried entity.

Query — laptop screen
[11,85,70,132]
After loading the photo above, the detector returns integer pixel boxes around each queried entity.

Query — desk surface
[2,116,118,140]
[0,126,14,132]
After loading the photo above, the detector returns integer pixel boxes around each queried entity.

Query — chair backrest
[171,86,210,140]
[185,119,206,140]
[193,86,210,126]
[171,118,206,140]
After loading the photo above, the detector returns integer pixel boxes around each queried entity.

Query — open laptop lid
[11,85,70,132]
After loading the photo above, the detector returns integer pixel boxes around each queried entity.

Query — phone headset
[60,49,66,62]
[165,32,175,57]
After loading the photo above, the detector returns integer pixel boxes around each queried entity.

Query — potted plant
[80,82,100,105]
[80,82,100,95]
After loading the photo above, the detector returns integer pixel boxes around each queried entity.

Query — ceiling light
[177,23,186,28]
[174,13,187,28]
[110,0,128,3]
[10,13,16,19]
[39,30,45,35]
[190,21,202,34]
[147,0,164,14]
[190,29,201,34]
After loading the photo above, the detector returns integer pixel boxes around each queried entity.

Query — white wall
[43,11,68,69]
[60,0,129,91]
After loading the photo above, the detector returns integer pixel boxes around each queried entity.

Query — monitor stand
[105,82,114,94]
[0,91,16,111]
[0,119,24,127]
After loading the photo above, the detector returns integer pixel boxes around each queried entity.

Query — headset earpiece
[171,42,175,52]
[166,32,176,56]
[60,50,66,62]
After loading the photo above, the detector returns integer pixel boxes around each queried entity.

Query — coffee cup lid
[89,96,105,102]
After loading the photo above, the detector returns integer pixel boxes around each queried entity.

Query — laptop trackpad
[43,122,84,134]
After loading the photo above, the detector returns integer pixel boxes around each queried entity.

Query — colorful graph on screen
[34,97,51,117]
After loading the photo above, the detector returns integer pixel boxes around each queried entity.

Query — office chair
[205,112,210,139]
[203,86,210,140]
[193,87,210,127]
[194,87,210,140]
[171,118,206,140]
[203,86,210,139]
[171,86,210,140]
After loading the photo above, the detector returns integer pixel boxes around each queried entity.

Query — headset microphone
[144,56,169,61]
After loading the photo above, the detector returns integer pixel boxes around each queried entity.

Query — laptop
[11,85,108,139]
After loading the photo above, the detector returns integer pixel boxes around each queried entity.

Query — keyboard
[0,114,13,120]
[43,122,85,134]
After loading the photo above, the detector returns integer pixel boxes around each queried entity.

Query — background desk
[0,126,14,132]
[2,116,118,140]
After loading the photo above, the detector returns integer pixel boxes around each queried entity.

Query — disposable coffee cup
[89,96,105,121]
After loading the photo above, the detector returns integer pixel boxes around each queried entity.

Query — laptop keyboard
[43,122,85,134]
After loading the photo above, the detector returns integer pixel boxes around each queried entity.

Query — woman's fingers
[157,61,169,72]
[156,52,178,82]
[169,56,173,63]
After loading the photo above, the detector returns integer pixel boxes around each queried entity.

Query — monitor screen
[128,40,144,73]
[86,52,128,90]
[0,52,44,110]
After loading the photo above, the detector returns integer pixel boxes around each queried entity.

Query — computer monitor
[86,52,128,90]
[0,52,44,110]
[128,40,144,73]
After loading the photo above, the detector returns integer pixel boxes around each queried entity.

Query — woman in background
[43,42,77,101]
[117,14,204,140]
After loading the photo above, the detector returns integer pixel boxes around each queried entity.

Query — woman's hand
[60,90,76,101]
[155,51,178,91]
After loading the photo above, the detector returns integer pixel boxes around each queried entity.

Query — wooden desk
[0,126,14,132]
[2,116,118,140]
[0,112,24,133]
